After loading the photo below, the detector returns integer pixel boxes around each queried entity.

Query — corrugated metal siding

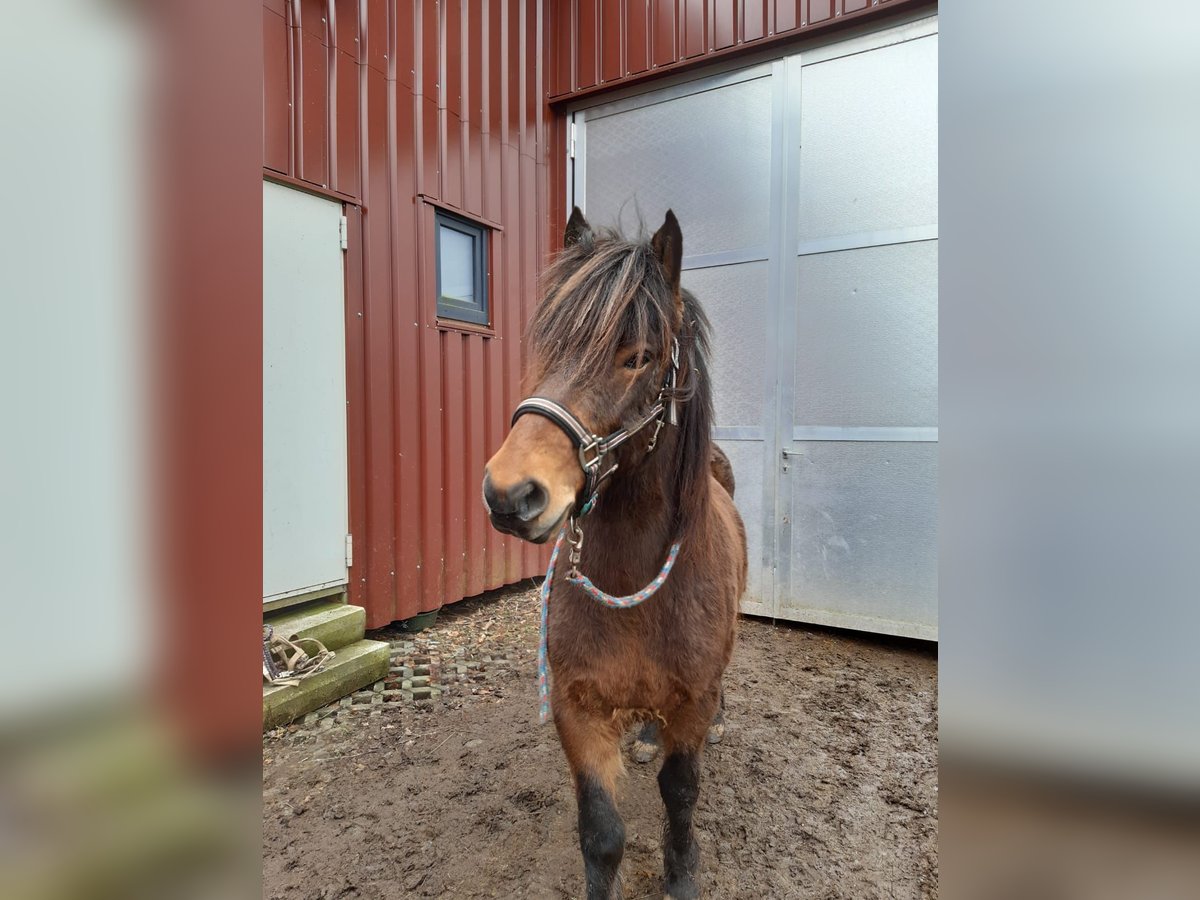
[548,0,932,98]
[263,0,551,628]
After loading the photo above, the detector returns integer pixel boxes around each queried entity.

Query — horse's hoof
[632,738,660,763]
[706,720,725,745]
[664,881,699,900]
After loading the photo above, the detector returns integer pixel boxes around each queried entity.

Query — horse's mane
[528,229,714,543]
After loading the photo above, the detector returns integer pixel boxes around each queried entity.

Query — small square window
[435,210,489,326]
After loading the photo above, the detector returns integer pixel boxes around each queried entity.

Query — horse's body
[484,209,747,899]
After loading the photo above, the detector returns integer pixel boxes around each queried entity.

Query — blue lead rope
[536,528,682,724]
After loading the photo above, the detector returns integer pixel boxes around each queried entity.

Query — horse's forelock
[529,232,675,387]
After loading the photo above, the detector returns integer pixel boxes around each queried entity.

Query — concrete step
[263,638,390,730]
[264,596,364,651]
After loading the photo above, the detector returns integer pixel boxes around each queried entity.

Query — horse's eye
[623,351,651,370]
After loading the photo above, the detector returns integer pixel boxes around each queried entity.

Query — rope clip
[566,516,585,577]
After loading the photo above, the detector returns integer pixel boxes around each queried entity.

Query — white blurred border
[0,2,150,723]
[941,0,1200,790]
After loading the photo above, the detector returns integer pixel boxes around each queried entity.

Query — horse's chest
[548,598,692,713]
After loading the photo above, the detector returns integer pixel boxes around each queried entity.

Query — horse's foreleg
[577,771,626,900]
[554,700,626,900]
[658,749,701,899]
[658,696,717,900]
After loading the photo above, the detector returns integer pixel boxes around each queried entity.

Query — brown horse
[483,208,747,898]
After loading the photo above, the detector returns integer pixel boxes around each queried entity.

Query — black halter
[510,339,681,510]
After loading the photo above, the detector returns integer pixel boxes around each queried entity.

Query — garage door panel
[793,241,938,427]
[798,33,938,240]
[784,441,937,634]
[682,261,769,428]
[584,75,774,255]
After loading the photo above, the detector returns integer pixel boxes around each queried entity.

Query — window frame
[434,209,490,327]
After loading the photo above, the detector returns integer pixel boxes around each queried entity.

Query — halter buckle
[664,338,681,427]
[578,439,603,473]
[646,415,666,453]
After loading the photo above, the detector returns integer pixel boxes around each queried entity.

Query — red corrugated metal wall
[547,0,931,99]
[261,0,928,628]
[263,0,553,628]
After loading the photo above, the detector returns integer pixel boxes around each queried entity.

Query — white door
[262,181,349,603]
[572,16,938,639]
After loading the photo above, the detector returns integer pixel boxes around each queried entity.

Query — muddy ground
[263,585,938,899]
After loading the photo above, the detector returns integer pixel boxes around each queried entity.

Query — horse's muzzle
[482,471,557,542]
[488,511,562,545]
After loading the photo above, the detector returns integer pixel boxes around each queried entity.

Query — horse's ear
[651,209,683,299]
[564,206,592,248]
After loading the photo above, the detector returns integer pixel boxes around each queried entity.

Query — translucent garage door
[573,16,939,638]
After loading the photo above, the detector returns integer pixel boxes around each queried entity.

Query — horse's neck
[583,433,699,581]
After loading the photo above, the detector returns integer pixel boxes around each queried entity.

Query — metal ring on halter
[578,439,603,474]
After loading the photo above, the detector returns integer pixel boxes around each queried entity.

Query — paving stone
[267,590,543,735]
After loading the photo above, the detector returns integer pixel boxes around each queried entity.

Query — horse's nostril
[518,480,548,522]
[507,479,534,506]
[484,474,549,523]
